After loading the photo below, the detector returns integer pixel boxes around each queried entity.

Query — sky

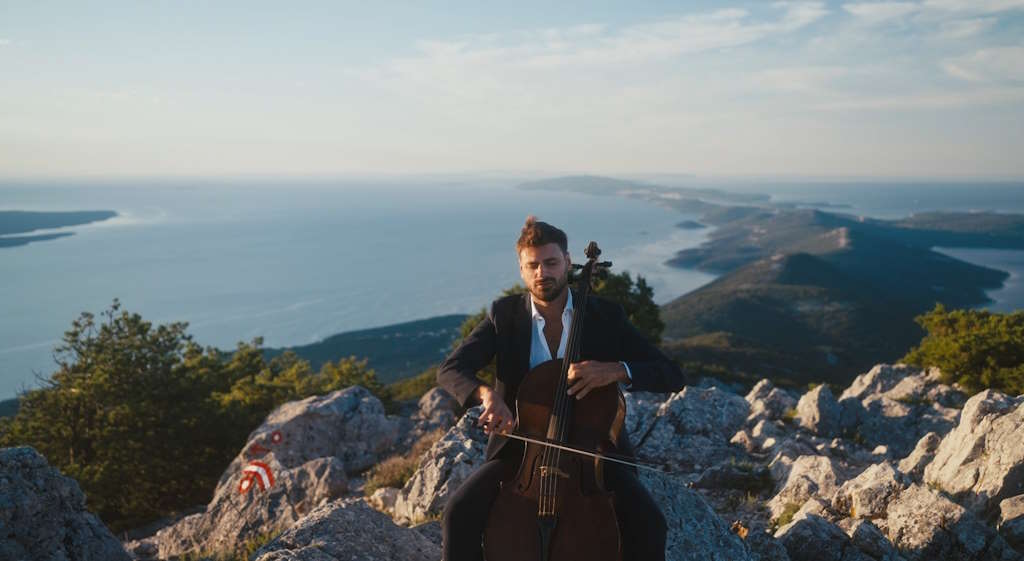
[1,0,1023,179]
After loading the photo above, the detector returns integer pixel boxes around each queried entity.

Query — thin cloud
[943,46,1024,82]
[843,2,920,23]
[922,0,1024,13]
[940,17,999,38]
[392,2,828,73]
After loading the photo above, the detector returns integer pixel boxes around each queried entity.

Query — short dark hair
[516,215,568,254]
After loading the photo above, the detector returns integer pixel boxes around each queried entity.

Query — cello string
[496,431,666,473]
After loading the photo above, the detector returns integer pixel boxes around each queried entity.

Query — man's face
[518,243,571,302]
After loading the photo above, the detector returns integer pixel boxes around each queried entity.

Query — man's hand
[476,385,516,435]
[567,360,629,400]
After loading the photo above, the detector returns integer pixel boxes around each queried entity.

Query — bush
[902,304,1024,395]
[0,300,384,532]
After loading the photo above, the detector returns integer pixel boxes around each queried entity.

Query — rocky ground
[3,363,1024,560]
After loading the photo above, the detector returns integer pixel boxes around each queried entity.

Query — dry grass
[364,429,446,496]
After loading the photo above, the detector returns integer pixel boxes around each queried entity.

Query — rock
[412,520,442,548]
[923,389,1024,517]
[416,387,458,427]
[853,393,959,459]
[392,406,487,525]
[639,386,750,471]
[744,528,792,561]
[746,379,798,424]
[840,364,926,402]
[838,397,866,434]
[731,429,758,453]
[776,514,872,561]
[768,455,843,521]
[0,446,130,561]
[796,386,841,438]
[235,385,400,475]
[999,495,1024,550]
[693,461,773,493]
[368,487,399,514]
[897,432,941,480]
[876,483,1019,561]
[625,390,669,443]
[837,519,905,561]
[131,386,397,559]
[640,470,754,561]
[832,463,907,521]
[252,498,439,561]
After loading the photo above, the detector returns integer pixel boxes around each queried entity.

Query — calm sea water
[0,179,715,398]
[2,179,1022,399]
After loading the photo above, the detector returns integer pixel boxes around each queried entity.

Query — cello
[483,241,626,561]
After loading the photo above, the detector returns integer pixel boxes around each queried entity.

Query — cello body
[482,354,626,559]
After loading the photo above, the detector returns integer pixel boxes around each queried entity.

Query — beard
[531,269,569,302]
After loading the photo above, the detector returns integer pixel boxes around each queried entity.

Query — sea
[1,178,1022,399]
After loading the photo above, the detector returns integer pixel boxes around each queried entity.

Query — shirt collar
[530,287,573,322]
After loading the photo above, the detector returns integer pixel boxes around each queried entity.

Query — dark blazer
[437,287,688,461]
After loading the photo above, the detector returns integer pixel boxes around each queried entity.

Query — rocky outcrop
[641,470,754,560]
[768,455,843,520]
[253,498,439,561]
[8,362,1015,561]
[923,390,1024,517]
[0,446,131,561]
[392,406,487,525]
[746,379,798,424]
[639,385,749,471]
[126,386,399,559]
[876,484,1019,561]
[897,432,941,480]
[796,385,841,438]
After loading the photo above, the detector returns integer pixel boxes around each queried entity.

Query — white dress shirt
[529,289,632,387]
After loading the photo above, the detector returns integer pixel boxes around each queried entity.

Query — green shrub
[903,304,1024,395]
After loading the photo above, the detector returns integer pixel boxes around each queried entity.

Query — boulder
[0,446,130,561]
[768,455,843,521]
[625,390,670,443]
[837,519,905,561]
[839,364,929,402]
[128,386,397,559]
[831,463,907,521]
[368,486,400,514]
[776,514,872,561]
[796,386,841,438]
[999,495,1024,550]
[875,484,1020,561]
[746,379,798,424]
[392,406,487,525]
[639,386,750,471]
[897,432,941,480]
[253,498,439,561]
[640,470,754,561]
[923,390,1024,517]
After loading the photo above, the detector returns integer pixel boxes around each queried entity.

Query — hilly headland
[522,176,1024,388]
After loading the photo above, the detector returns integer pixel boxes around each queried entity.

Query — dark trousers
[441,447,667,561]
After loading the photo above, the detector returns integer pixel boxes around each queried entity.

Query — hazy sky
[1,1,1022,179]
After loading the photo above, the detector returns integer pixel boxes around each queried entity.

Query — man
[437,216,688,561]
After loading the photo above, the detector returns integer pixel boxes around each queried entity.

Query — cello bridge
[538,466,569,479]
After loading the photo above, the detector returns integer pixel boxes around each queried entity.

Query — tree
[0,300,245,531]
[902,303,1024,395]
[0,300,388,532]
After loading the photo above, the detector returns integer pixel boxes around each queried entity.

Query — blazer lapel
[512,292,532,380]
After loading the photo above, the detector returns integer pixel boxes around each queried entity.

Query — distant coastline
[0,210,118,248]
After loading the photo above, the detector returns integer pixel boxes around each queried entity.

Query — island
[0,210,118,248]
